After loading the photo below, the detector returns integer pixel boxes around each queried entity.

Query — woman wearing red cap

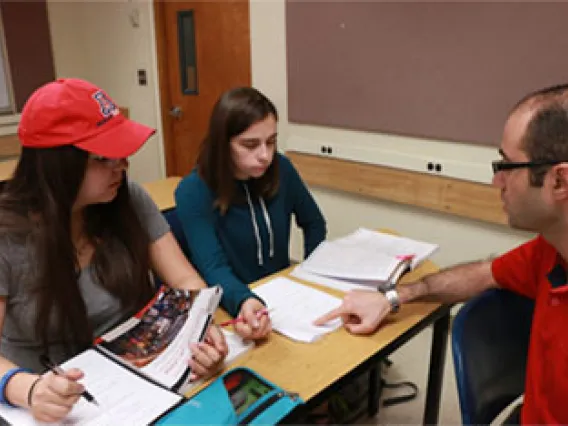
[0,79,227,422]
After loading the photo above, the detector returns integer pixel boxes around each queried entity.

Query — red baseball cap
[18,78,155,158]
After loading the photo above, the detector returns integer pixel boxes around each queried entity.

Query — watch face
[385,290,400,313]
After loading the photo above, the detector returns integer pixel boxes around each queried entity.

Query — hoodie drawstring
[243,183,274,266]
[259,197,274,258]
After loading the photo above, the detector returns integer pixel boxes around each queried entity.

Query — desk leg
[423,312,450,425]
[367,364,381,417]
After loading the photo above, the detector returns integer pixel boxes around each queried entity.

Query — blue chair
[153,208,191,288]
[162,207,190,258]
[452,289,534,425]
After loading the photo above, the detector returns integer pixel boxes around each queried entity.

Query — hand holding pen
[38,355,98,406]
[23,356,96,423]
[229,298,272,340]
[219,308,272,327]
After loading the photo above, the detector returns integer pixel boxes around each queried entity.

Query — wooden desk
[0,159,17,182]
[141,176,181,211]
[0,158,182,205]
[140,177,450,422]
[0,168,181,212]
[210,264,450,424]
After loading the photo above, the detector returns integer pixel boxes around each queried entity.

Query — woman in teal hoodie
[175,87,326,340]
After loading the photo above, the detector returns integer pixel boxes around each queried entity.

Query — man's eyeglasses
[90,154,125,168]
[492,160,561,175]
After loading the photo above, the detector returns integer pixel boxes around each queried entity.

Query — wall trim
[287,151,507,226]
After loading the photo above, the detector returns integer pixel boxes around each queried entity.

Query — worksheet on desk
[0,349,182,425]
[254,277,343,343]
[335,228,439,269]
[290,264,376,293]
[300,228,438,281]
[301,240,399,281]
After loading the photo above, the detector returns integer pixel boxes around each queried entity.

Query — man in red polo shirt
[315,84,568,424]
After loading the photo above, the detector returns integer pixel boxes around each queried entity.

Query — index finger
[234,321,254,339]
[242,309,260,329]
[252,314,271,339]
[207,325,228,353]
[46,374,85,398]
[313,306,344,326]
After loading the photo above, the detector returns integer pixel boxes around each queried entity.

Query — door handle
[169,106,183,119]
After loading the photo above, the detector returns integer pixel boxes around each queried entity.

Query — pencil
[219,308,272,327]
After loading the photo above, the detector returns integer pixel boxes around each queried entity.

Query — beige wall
[48,0,532,267]
[249,0,531,266]
[47,0,165,184]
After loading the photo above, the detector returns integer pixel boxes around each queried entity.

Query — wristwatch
[384,288,401,314]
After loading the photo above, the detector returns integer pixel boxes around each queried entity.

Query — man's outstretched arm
[399,260,496,304]
[315,260,497,334]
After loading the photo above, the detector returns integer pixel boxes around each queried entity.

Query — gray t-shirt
[0,181,170,373]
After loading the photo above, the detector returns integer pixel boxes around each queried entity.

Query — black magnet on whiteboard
[427,162,434,171]
[435,163,442,172]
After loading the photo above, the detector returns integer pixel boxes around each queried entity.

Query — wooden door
[154,0,251,177]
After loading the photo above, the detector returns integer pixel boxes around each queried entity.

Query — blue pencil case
[154,367,303,425]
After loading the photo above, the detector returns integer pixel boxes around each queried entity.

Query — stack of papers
[253,277,342,343]
[292,228,438,292]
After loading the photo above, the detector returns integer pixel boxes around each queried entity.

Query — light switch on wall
[137,69,147,86]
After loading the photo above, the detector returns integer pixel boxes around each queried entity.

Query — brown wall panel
[286,2,568,147]
[1,0,55,112]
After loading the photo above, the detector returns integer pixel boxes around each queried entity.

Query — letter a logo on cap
[93,91,118,118]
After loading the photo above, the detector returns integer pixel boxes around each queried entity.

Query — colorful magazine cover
[96,285,222,391]
[99,287,199,368]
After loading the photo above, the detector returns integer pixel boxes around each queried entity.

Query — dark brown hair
[513,84,568,186]
[0,146,154,354]
[197,87,279,213]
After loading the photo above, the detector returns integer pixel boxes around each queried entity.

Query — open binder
[295,228,438,291]
[0,286,222,425]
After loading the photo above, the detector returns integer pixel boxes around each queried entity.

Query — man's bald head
[510,84,568,186]
[512,84,568,113]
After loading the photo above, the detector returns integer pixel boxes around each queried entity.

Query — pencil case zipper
[238,391,300,425]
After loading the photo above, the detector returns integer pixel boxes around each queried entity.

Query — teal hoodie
[174,154,326,316]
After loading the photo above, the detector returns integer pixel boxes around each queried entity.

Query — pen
[219,308,272,327]
[39,354,99,406]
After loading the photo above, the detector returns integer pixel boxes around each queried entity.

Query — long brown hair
[0,146,154,353]
[197,87,280,213]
